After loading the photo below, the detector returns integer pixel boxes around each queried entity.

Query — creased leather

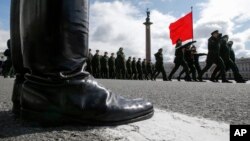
[22,74,153,122]
[20,0,89,77]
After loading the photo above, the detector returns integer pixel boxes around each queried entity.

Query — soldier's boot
[185,75,192,82]
[233,73,247,83]
[177,76,181,81]
[221,72,232,83]
[19,0,153,126]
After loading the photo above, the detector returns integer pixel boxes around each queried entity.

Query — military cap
[228,41,234,45]
[222,35,229,39]
[211,30,219,35]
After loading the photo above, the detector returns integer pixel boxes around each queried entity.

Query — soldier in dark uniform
[191,46,207,75]
[147,60,153,80]
[116,47,126,79]
[153,48,167,81]
[168,39,193,81]
[142,59,148,80]
[126,57,132,79]
[132,57,137,80]
[177,45,196,81]
[101,52,109,79]
[2,40,13,78]
[226,41,247,83]
[109,53,116,79]
[212,38,247,83]
[198,30,230,83]
[92,50,101,78]
[137,58,143,80]
[86,49,93,74]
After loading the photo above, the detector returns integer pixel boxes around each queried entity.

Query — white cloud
[195,0,250,58]
[89,1,176,62]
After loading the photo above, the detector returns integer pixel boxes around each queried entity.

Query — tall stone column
[143,9,153,62]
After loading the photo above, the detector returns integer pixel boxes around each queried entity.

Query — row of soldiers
[198,30,247,83]
[168,30,247,83]
[0,39,15,78]
[86,48,158,80]
[86,30,247,83]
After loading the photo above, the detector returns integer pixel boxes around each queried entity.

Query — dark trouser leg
[160,66,167,80]
[210,66,220,81]
[153,70,160,80]
[10,0,28,116]
[194,62,201,75]
[19,0,153,125]
[180,61,190,81]
[215,57,227,81]
[168,63,180,80]
[227,59,245,82]
[198,59,213,81]
[178,69,185,80]
[188,63,196,81]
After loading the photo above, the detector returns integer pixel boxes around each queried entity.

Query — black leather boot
[18,0,153,125]
[21,74,153,125]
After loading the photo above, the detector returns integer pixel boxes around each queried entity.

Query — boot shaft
[19,0,89,76]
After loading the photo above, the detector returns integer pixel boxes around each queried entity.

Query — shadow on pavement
[0,110,106,139]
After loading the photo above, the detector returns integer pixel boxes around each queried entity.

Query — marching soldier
[211,37,247,83]
[101,52,109,79]
[132,57,137,80]
[153,48,168,81]
[168,39,194,81]
[92,50,101,78]
[147,60,153,80]
[191,46,207,75]
[142,59,148,80]
[177,45,196,81]
[137,58,143,80]
[86,49,93,74]
[126,57,132,79]
[2,39,14,78]
[198,30,230,83]
[116,47,126,79]
[109,53,116,79]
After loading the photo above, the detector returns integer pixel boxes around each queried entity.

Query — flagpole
[191,6,194,41]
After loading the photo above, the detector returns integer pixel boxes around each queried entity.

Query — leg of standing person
[17,0,153,125]
[10,0,29,116]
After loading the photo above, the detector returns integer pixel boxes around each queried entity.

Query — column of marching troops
[1,30,248,83]
[86,30,247,83]
[86,48,157,80]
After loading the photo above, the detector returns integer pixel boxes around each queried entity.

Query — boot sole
[21,108,154,127]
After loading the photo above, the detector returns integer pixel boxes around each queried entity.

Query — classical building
[163,58,250,80]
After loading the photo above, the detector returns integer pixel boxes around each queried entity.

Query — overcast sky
[0,0,250,62]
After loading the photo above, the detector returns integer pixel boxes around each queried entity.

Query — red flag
[169,12,193,45]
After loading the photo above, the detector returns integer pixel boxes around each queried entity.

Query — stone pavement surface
[0,77,249,141]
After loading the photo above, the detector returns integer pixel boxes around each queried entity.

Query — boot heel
[21,108,67,126]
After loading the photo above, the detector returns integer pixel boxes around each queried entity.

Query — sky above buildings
[0,0,250,62]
